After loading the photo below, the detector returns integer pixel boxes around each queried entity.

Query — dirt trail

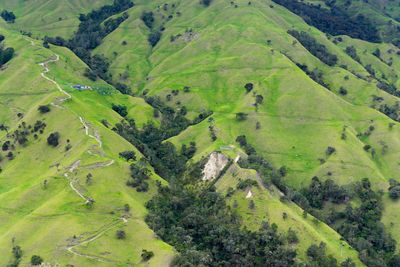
[66,219,126,263]
[79,116,102,148]
[26,38,123,263]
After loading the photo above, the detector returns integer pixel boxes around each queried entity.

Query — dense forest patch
[272,0,380,42]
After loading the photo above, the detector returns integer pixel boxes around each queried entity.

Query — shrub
[236,135,247,147]
[345,46,360,62]
[116,230,126,239]
[38,105,51,113]
[119,150,136,161]
[84,68,97,81]
[112,104,128,117]
[31,255,43,265]
[255,94,264,104]
[141,249,154,261]
[141,11,154,28]
[148,31,161,47]
[339,87,348,95]
[0,46,14,66]
[47,132,60,147]
[1,9,16,23]
[200,0,212,6]
[325,146,336,156]
[236,112,248,121]
[363,144,371,151]
[389,186,400,200]
[13,245,22,259]
[244,83,253,93]
[2,141,10,151]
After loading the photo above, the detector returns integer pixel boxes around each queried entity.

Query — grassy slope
[215,162,361,263]
[0,0,112,38]
[0,30,173,266]
[93,0,400,260]
[3,0,400,264]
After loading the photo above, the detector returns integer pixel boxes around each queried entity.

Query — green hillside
[2,0,400,266]
[0,30,174,266]
[0,0,112,38]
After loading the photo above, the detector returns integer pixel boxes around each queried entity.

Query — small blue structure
[71,85,91,90]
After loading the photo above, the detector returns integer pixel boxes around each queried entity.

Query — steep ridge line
[25,38,125,263]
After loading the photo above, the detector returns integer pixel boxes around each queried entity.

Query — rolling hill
[1,0,400,266]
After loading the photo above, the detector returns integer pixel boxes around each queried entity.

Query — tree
[1,9,16,23]
[86,173,92,185]
[31,255,43,265]
[201,0,213,6]
[244,83,253,93]
[38,105,51,113]
[141,249,154,261]
[148,31,162,47]
[255,94,264,105]
[116,230,126,239]
[12,245,22,260]
[141,11,154,28]
[43,40,50,48]
[326,146,336,156]
[0,47,14,66]
[47,132,60,147]
[119,150,136,162]
[0,124,8,133]
[236,112,248,121]
[236,135,247,147]
[84,68,97,81]
[339,87,348,95]
[389,186,400,200]
[112,104,128,117]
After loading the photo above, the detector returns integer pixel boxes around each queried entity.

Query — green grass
[0,0,113,38]
[213,162,361,264]
[92,0,400,262]
[0,32,174,266]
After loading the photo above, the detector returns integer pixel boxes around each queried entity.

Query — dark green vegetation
[30,255,43,265]
[1,9,15,23]
[272,0,380,42]
[146,184,297,266]
[288,30,338,66]
[46,132,59,147]
[45,0,133,81]
[0,35,13,66]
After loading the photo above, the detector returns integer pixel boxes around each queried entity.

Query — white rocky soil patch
[202,152,229,181]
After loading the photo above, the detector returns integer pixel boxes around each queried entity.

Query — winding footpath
[28,38,125,263]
